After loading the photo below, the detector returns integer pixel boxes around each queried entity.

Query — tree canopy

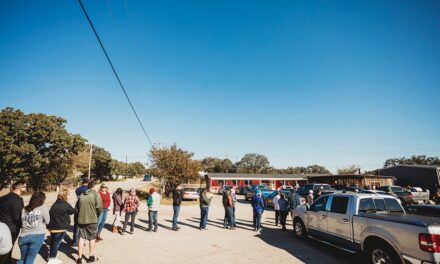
[384,155,440,168]
[236,153,270,173]
[0,107,85,191]
[149,144,201,197]
[337,165,360,175]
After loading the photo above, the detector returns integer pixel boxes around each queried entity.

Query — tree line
[2,107,439,192]
[0,108,147,191]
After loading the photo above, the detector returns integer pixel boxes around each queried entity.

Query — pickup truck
[408,187,431,204]
[292,193,440,264]
[379,185,415,205]
[297,183,334,197]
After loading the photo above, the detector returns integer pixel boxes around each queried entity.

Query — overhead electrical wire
[77,0,153,146]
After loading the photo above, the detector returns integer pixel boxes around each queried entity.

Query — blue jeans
[17,234,45,264]
[49,232,65,258]
[200,207,209,229]
[97,208,109,234]
[172,206,180,229]
[148,210,158,231]
[253,211,262,230]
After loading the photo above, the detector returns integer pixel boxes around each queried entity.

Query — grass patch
[136,182,199,206]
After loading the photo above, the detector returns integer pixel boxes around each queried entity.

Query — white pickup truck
[292,193,440,264]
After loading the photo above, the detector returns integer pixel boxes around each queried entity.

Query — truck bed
[360,212,440,227]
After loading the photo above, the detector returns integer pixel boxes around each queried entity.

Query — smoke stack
[358,168,361,175]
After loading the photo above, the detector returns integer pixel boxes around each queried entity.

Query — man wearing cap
[147,188,161,232]
[72,178,89,246]
[251,189,265,232]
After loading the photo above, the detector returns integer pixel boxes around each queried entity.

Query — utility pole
[87,143,93,180]
[125,155,128,180]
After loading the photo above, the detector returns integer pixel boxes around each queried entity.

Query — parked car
[182,188,199,200]
[408,187,430,204]
[238,186,250,195]
[292,192,440,264]
[264,190,292,207]
[143,175,152,181]
[245,184,271,201]
[297,184,333,197]
[379,185,416,205]
[405,204,440,218]
[217,185,233,195]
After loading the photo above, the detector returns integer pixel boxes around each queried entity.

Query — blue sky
[1,0,439,172]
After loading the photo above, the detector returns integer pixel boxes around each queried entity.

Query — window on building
[219,180,224,186]
[232,180,237,185]
[245,180,251,185]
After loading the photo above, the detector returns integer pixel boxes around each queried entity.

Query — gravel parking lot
[13,183,360,263]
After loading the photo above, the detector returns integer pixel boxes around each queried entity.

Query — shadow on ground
[255,226,362,264]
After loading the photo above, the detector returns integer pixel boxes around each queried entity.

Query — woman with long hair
[112,188,123,234]
[17,192,50,264]
[97,184,111,241]
[47,189,74,264]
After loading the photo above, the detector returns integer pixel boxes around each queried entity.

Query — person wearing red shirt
[97,183,111,241]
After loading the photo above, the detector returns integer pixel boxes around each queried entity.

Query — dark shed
[378,165,440,194]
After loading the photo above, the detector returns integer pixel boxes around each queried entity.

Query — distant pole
[125,155,128,179]
[88,143,93,180]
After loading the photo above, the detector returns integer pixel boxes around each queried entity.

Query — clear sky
[1,0,439,172]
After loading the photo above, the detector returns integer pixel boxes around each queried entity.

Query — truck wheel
[293,219,307,240]
[366,242,402,264]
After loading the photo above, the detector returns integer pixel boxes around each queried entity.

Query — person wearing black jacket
[171,186,182,231]
[0,180,26,264]
[47,189,75,263]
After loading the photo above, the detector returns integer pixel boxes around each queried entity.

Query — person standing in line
[111,188,123,234]
[122,188,139,235]
[278,193,289,231]
[226,190,235,230]
[76,181,102,264]
[251,190,265,232]
[199,188,212,230]
[222,189,230,229]
[0,222,13,263]
[96,184,110,241]
[47,189,75,264]
[231,188,237,227]
[288,191,302,228]
[273,191,281,226]
[72,178,89,247]
[171,186,182,231]
[434,187,440,205]
[147,188,161,232]
[0,180,26,264]
[306,190,314,205]
[17,192,50,264]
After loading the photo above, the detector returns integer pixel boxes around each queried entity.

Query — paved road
[13,187,361,264]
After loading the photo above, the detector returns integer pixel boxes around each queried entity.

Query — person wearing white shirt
[273,191,281,226]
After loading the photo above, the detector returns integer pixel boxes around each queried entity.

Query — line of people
[0,180,302,264]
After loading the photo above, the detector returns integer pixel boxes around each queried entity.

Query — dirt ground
[12,183,360,263]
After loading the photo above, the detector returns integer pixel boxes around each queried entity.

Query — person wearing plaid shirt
[122,189,140,235]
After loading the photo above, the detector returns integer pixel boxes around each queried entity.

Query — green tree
[337,165,360,175]
[384,155,440,168]
[91,146,112,180]
[201,157,235,173]
[0,107,85,191]
[149,144,201,197]
[236,153,270,173]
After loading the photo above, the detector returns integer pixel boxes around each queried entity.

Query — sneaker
[76,257,83,264]
[87,256,98,263]
[153,229,157,232]
[172,227,178,231]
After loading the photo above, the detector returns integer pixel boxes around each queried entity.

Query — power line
[77,0,153,146]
